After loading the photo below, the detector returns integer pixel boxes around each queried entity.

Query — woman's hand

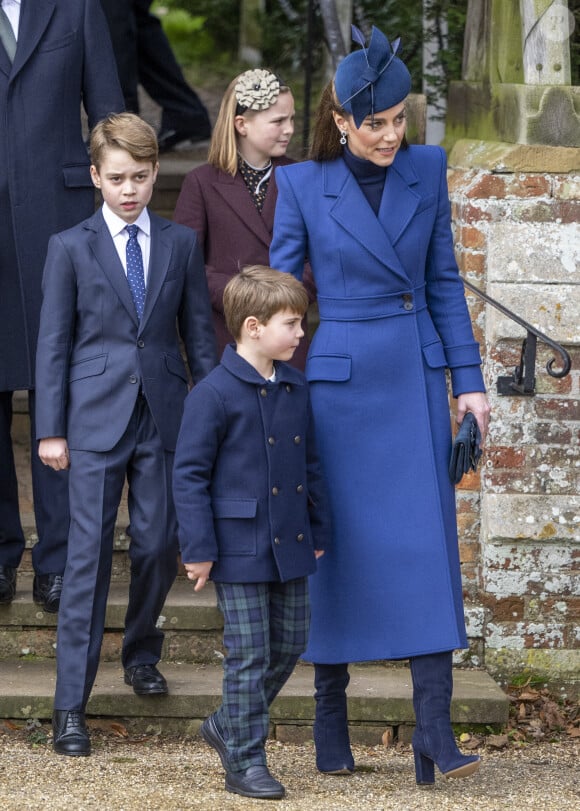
[456,392,491,441]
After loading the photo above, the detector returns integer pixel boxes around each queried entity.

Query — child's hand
[184,561,213,592]
[39,437,70,471]
[314,550,325,559]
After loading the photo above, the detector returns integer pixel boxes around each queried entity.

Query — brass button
[260,388,267,397]
[296,533,304,542]
[268,436,275,446]
[296,484,304,493]
[272,486,279,496]
[294,435,301,444]
[402,293,414,311]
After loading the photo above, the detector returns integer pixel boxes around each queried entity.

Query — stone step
[0,576,223,664]
[0,660,509,742]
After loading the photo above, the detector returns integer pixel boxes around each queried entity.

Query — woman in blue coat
[270,26,490,785]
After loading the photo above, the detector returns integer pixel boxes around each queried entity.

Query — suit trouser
[54,395,178,711]
[0,390,69,573]
[215,578,310,772]
[100,0,210,133]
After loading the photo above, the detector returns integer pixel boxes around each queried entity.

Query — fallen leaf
[381,728,394,747]
[110,722,129,738]
[487,734,509,749]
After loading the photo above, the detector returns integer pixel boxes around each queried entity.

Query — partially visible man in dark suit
[100,0,211,151]
[0,0,124,611]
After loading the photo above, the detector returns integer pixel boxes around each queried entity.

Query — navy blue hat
[335,25,412,128]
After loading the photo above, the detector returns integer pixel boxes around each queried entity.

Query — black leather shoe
[225,765,285,800]
[33,573,63,613]
[200,712,229,770]
[0,565,17,604]
[157,127,211,152]
[52,710,90,756]
[124,664,168,695]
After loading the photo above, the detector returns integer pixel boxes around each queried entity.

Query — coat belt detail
[317,285,426,321]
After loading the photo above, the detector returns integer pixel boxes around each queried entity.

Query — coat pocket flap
[421,340,447,369]
[306,354,352,382]
[212,498,258,519]
[62,163,92,189]
[68,354,107,382]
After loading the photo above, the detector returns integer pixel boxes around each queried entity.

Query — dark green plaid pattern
[214,578,310,772]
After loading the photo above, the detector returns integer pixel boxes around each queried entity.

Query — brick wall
[448,140,580,688]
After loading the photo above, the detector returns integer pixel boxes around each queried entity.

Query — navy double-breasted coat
[173,346,331,583]
[0,0,123,390]
[270,145,485,662]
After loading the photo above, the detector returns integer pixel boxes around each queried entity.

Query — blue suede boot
[410,652,481,785]
[313,663,355,774]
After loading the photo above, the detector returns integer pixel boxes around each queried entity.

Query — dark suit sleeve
[173,382,225,563]
[35,235,77,440]
[178,234,218,383]
[81,0,125,127]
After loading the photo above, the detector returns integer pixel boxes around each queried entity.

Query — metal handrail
[462,278,572,396]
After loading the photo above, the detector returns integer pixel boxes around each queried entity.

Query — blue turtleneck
[342,146,387,216]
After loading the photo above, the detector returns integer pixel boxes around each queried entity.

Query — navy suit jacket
[173,346,331,583]
[0,0,124,390]
[35,208,217,452]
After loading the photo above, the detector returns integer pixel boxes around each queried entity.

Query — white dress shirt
[102,203,151,284]
[2,0,21,38]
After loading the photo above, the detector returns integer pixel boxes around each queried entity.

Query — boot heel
[413,747,435,785]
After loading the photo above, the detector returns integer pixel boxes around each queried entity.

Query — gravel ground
[1,727,578,811]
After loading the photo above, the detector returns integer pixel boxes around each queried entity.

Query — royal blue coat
[270,145,485,662]
[173,346,331,583]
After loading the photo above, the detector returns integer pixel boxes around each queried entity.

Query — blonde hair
[223,265,309,341]
[208,74,291,176]
[90,113,158,170]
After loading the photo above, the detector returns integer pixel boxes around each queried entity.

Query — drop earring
[339,130,347,145]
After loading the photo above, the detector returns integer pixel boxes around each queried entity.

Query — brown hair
[208,75,292,176]
[309,80,408,162]
[90,113,158,170]
[223,265,309,341]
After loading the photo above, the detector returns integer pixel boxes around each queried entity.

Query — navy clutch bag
[449,412,482,484]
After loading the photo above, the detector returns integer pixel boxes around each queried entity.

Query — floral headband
[235,69,281,113]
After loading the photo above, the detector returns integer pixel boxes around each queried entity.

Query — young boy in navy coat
[35,113,217,756]
[173,266,330,800]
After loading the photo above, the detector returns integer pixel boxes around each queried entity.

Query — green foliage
[152,0,239,63]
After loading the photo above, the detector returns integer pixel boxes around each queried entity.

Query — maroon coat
[173,157,314,369]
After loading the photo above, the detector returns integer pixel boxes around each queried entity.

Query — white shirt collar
[102,202,151,239]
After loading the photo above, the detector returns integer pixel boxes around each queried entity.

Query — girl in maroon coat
[173,69,313,368]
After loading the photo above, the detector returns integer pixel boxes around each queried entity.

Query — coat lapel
[326,154,420,285]
[213,172,272,247]
[379,148,422,246]
[139,213,172,330]
[86,210,139,327]
[9,0,56,82]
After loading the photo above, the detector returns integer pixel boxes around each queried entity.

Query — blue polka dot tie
[125,224,146,320]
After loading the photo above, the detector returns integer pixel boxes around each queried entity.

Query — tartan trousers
[214,577,310,772]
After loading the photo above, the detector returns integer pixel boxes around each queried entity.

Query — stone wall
[448,139,579,689]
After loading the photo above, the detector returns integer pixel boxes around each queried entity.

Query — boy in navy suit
[35,113,217,756]
[172,266,330,800]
